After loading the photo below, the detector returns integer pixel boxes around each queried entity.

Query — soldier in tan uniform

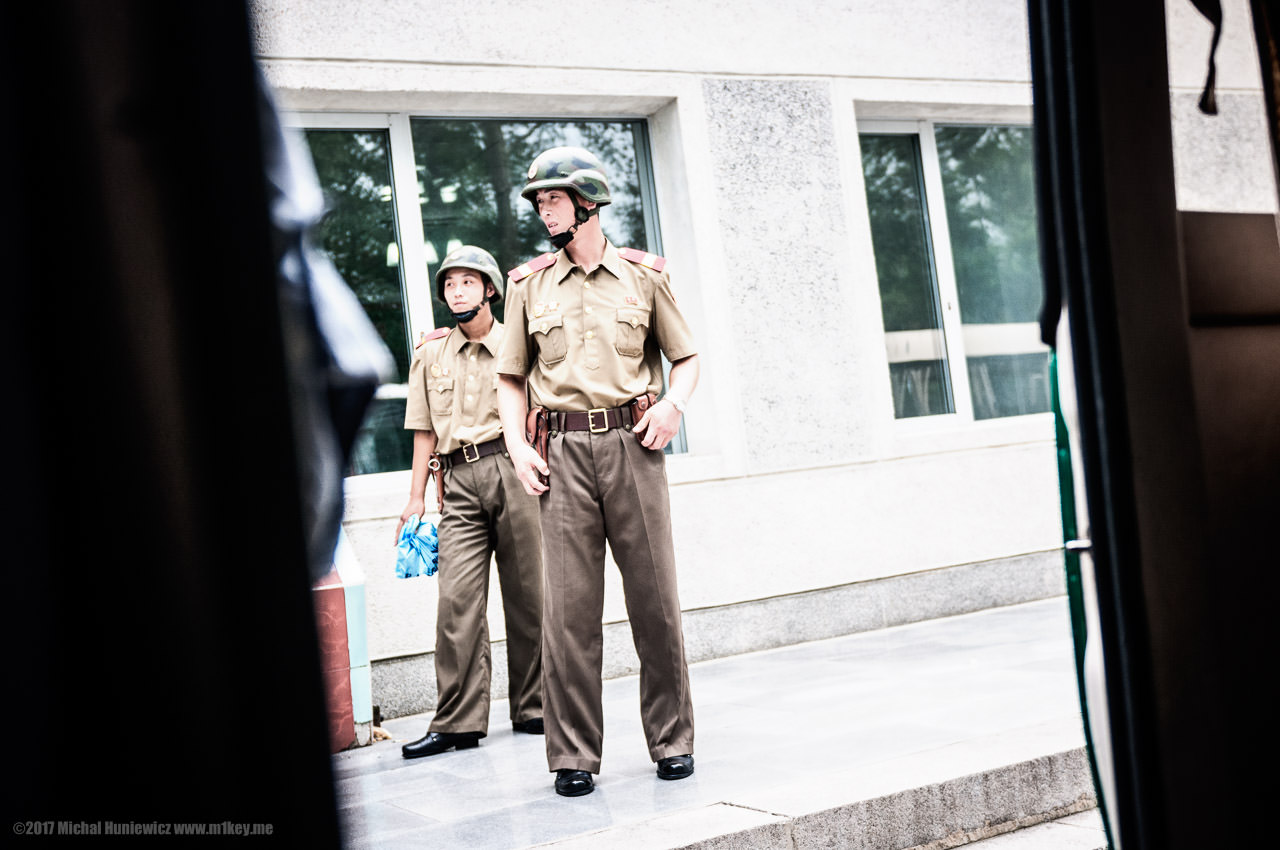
[396,245,544,758]
[496,148,700,797]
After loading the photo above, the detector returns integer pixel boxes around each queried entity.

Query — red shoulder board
[617,247,667,272]
[507,253,557,282]
[415,327,450,349]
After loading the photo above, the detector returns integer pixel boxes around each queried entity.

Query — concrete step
[962,809,1107,850]
[335,598,1095,849]
[539,749,1094,849]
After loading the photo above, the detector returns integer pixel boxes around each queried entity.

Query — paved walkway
[332,598,1100,849]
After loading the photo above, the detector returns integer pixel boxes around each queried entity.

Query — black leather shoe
[554,769,594,797]
[656,754,694,780]
[512,718,544,734]
[401,731,482,759]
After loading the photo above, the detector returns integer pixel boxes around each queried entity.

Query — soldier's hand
[511,443,549,496]
[633,399,682,451]
[395,495,427,544]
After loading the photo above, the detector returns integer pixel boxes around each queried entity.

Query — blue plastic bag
[396,514,438,578]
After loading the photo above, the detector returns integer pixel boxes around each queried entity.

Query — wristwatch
[664,393,687,414]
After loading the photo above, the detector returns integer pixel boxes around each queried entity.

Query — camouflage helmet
[521,146,612,209]
[434,245,504,305]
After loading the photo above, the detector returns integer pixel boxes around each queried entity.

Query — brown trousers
[540,428,695,773]
[429,451,543,735]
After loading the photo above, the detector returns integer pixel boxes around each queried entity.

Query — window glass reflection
[301,119,674,474]
[411,118,683,454]
[303,129,412,474]
[860,133,955,418]
[411,119,650,328]
[935,125,1050,420]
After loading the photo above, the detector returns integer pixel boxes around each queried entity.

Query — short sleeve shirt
[496,241,696,411]
[404,321,507,454]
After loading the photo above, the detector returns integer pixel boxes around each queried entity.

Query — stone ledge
[372,550,1066,719]
[536,748,1093,850]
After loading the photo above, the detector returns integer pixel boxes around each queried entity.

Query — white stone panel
[250,0,1032,83]
[701,78,873,472]
[1171,92,1276,213]
[1166,0,1265,91]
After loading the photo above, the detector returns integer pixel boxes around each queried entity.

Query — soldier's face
[442,269,488,311]
[535,189,593,235]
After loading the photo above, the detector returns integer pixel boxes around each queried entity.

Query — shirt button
[584,306,593,314]
[466,395,473,402]
[585,330,595,339]
[584,281,592,289]
[469,354,476,361]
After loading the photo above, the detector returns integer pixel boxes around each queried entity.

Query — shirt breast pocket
[614,307,649,357]
[428,378,455,416]
[532,312,568,366]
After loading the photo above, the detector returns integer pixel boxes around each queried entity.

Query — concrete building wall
[252,0,1273,717]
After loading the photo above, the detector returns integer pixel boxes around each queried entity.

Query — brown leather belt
[548,403,636,434]
[443,437,506,468]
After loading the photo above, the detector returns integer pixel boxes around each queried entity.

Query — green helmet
[434,245,504,304]
[521,146,612,209]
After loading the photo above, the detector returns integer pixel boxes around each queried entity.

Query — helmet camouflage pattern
[521,146,612,208]
[434,245,504,304]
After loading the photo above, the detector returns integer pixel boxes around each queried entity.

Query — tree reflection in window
[935,125,1049,420]
[304,128,415,476]
[412,120,651,328]
[860,133,954,418]
[305,129,409,382]
[935,126,1041,326]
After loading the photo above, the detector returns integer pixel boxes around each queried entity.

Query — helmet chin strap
[550,195,598,250]
[451,296,487,324]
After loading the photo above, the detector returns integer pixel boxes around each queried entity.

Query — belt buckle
[461,443,480,463]
[587,408,609,433]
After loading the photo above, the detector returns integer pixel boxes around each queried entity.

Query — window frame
[858,117,1051,434]
[283,111,437,364]
[282,109,687,465]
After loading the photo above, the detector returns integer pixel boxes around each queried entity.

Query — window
[409,120,655,328]
[304,127,414,473]
[860,122,1050,422]
[293,115,672,475]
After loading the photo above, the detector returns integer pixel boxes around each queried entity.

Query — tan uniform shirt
[404,322,506,454]
[496,241,696,410]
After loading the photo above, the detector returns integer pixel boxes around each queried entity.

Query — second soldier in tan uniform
[497,148,700,797]
[397,246,544,758]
